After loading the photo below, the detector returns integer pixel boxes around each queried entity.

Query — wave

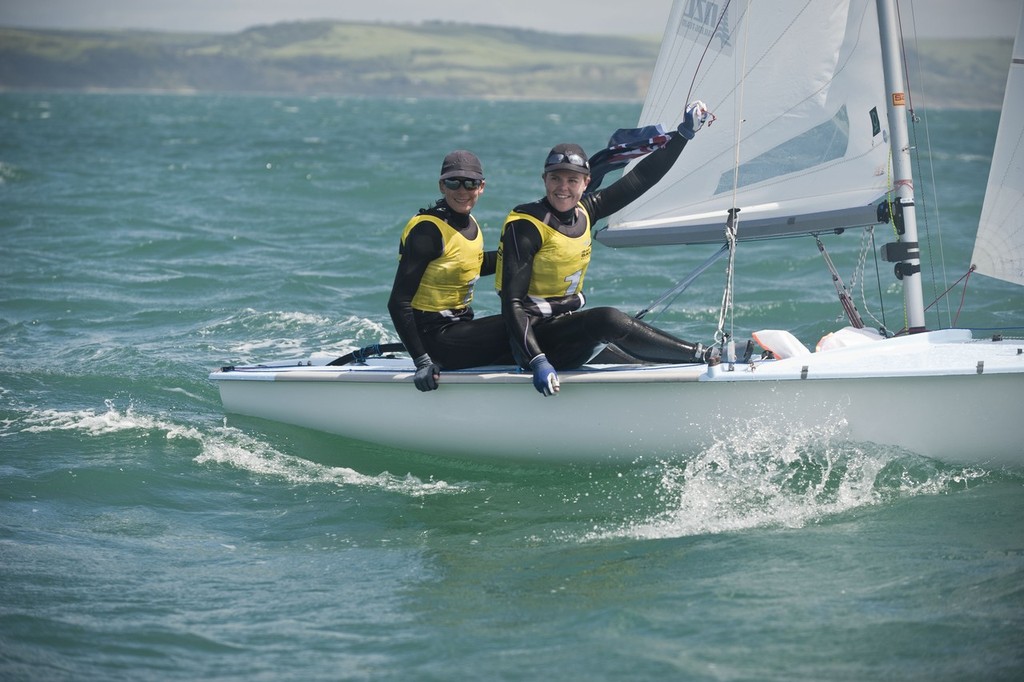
[200,311,395,363]
[3,399,465,498]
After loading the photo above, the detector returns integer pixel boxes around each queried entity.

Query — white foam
[19,399,167,437]
[9,400,463,497]
[584,414,987,542]
[194,425,464,496]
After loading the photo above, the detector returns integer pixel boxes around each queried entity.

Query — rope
[714,210,740,352]
[938,266,976,326]
[889,266,976,336]
[711,0,750,356]
[851,226,890,335]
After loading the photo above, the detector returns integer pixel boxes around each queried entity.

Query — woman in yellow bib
[388,150,512,392]
[497,102,711,396]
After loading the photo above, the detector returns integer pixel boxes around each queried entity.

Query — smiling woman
[494,102,711,396]
[387,149,513,391]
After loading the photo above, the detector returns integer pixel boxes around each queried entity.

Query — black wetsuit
[387,200,513,370]
[498,133,703,370]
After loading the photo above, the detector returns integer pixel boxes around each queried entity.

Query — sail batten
[598,0,890,248]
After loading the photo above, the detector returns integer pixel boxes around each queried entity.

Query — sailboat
[210,0,1024,467]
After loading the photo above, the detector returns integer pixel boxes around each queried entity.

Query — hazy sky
[0,0,1019,38]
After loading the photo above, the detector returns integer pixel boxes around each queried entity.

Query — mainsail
[971,5,1024,287]
[597,0,892,247]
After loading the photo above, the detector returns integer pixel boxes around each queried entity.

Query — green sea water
[1,92,1023,681]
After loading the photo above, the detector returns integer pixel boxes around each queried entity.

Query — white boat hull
[210,330,1024,467]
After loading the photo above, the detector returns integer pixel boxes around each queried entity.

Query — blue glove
[413,354,440,392]
[529,354,560,396]
[678,100,708,139]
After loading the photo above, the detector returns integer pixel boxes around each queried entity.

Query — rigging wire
[941,266,975,325]
[714,0,745,357]
[684,0,733,105]
[889,266,977,336]
[851,225,891,335]
[895,0,953,328]
[632,0,732,333]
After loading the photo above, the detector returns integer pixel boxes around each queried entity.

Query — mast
[876,0,927,332]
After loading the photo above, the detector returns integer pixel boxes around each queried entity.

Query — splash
[586,415,988,541]
[18,399,170,437]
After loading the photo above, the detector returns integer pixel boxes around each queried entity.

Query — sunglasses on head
[442,178,483,190]
[545,152,589,170]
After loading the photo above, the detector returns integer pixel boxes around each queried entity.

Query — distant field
[0,21,1011,106]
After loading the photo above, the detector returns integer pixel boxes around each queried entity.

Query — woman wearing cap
[497,102,710,397]
[388,150,513,392]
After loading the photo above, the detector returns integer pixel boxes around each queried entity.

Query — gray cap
[439,150,484,180]
[544,143,590,173]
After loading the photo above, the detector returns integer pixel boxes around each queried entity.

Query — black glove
[413,354,441,392]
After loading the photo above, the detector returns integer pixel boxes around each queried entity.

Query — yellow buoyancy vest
[401,214,484,313]
[497,208,592,301]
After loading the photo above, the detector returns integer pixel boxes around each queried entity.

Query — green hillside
[0,21,659,100]
[0,21,1011,106]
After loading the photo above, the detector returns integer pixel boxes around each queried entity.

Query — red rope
[923,265,976,326]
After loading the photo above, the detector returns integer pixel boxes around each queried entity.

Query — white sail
[597,0,891,247]
[971,5,1024,286]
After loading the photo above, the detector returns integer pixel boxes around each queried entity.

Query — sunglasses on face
[442,178,483,190]
[545,152,590,170]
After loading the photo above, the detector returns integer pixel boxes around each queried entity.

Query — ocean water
[1,92,1023,681]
